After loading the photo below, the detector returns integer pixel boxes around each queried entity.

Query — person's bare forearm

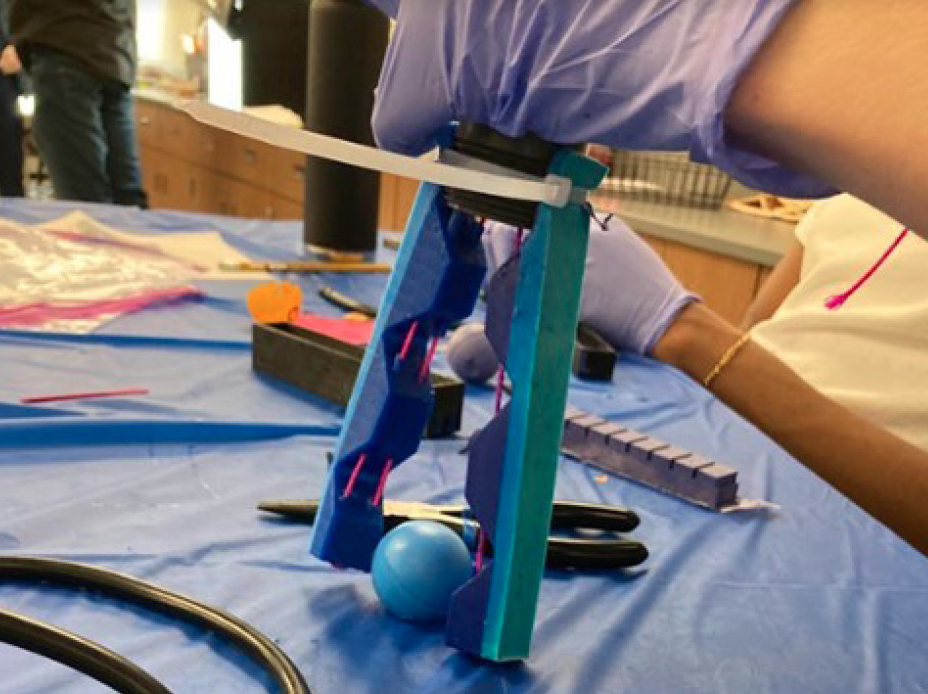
[727,0,928,236]
[655,303,928,557]
[741,240,803,330]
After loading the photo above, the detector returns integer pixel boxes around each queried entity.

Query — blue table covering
[1,199,926,693]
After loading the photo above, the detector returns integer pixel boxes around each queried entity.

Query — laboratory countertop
[592,196,797,267]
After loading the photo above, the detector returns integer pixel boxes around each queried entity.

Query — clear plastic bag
[0,219,201,332]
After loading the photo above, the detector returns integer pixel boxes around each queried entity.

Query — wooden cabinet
[198,174,273,219]
[658,240,764,324]
[269,151,307,204]
[136,97,410,230]
[135,102,157,147]
[626,232,772,325]
[140,147,200,212]
[385,176,419,232]
[137,98,291,221]
[267,195,305,220]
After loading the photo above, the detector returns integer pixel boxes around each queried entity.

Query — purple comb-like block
[573,414,606,430]
[629,437,669,463]
[609,430,648,453]
[561,407,742,509]
[562,415,607,457]
[670,453,715,477]
[561,420,585,452]
[564,406,585,421]
[591,422,627,447]
[669,455,738,506]
[652,446,692,466]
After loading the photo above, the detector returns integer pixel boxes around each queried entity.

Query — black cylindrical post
[236,0,310,120]
[303,0,389,257]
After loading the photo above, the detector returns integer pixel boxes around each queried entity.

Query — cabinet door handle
[244,148,257,165]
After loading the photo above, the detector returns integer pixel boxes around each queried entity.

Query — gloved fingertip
[371,102,441,156]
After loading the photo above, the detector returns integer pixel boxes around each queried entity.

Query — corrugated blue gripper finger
[309,184,486,570]
[445,250,519,654]
[445,149,605,661]
[445,404,510,654]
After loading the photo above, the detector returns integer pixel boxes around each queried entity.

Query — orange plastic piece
[247,282,303,323]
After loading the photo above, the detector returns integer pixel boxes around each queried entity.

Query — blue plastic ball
[372,520,473,622]
[446,322,499,384]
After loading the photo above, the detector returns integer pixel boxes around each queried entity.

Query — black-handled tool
[318,285,378,318]
[259,498,647,570]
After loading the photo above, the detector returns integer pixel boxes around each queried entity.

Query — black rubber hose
[0,607,170,693]
[0,557,310,694]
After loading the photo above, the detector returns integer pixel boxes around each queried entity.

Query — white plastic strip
[181,101,572,207]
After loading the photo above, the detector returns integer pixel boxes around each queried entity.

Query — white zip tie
[180,101,574,208]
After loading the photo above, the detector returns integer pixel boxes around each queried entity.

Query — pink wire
[372,459,393,506]
[398,320,418,360]
[825,228,909,310]
[475,529,487,573]
[494,366,506,414]
[418,336,440,382]
[340,453,368,499]
[21,388,149,405]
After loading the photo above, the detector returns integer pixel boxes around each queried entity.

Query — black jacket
[10,0,137,87]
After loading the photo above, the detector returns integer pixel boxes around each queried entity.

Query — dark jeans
[0,74,24,197]
[30,49,147,207]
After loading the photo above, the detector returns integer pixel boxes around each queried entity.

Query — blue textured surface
[309,185,485,570]
[0,199,926,693]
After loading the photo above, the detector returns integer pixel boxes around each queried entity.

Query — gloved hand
[367,0,831,198]
[482,215,698,355]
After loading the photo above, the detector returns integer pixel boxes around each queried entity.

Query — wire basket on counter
[596,150,732,209]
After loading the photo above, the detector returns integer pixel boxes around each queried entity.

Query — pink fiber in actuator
[418,335,439,382]
[341,453,368,499]
[372,459,393,507]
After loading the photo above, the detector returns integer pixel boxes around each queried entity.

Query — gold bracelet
[703,333,751,389]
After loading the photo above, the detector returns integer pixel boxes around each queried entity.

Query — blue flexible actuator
[446,150,607,661]
[309,183,485,570]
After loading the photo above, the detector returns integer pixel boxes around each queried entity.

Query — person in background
[9,0,148,207]
[0,0,23,197]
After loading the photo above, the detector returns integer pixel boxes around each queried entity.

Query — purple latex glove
[368,0,832,199]
[482,216,698,355]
